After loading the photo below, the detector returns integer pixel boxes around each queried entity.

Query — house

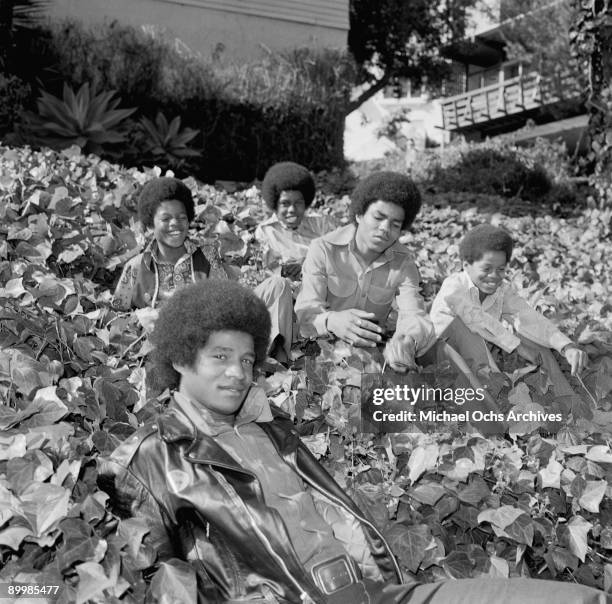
[436,0,587,151]
[47,0,349,61]
[347,0,587,160]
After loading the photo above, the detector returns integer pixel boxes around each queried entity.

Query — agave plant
[21,82,136,155]
[138,111,201,168]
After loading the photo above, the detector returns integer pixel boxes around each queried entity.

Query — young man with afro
[113,176,227,311]
[113,176,292,363]
[430,224,588,400]
[98,280,607,603]
[295,171,435,371]
[255,161,337,280]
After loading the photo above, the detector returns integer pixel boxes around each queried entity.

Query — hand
[326,309,383,347]
[135,307,159,333]
[564,345,588,376]
[384,334,418,373]
[281,262,302,281]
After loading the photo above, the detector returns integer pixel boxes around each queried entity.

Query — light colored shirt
[294,224,435,354]
[254,213,335,270]
[430,271,573,354]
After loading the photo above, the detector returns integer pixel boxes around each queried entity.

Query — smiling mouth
[218,385,245,394]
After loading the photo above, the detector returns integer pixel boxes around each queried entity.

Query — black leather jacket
[98,399,402,603]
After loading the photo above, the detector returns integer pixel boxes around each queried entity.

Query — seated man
[253,161,336,361]
[255,161,336,280]
[430,224,588,400]
[295,171,434,371]
[113,176,227,312]
[112,176,291,362]
[98,280,607,603]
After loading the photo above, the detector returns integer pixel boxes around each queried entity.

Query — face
[174,330,255,416]
[153,200,189,249]
[463,250,508,295]
[276,190,306,229]
[355,200,405,255]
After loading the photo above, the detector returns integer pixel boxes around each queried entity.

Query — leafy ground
[0,145,611,602]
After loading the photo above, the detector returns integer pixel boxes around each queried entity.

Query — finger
[350,334,378,347]
[352,310,378,320]
[352,326,382,342]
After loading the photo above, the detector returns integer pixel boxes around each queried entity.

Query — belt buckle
[310,555,357,594]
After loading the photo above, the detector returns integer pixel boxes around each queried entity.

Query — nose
[225,359,246,381]
[377,220,391,236]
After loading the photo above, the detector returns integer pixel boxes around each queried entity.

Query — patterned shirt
[254,213,336,270]
[113,238,227,310]
[430,271,573,353]
[294,224,435,354]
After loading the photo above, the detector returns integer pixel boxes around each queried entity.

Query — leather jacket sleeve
[97,427,225,603]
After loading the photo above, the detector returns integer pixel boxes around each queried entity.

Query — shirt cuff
[312,311,331,338]
[550,332,573,354]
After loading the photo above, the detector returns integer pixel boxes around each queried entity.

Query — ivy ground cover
[0,145,611,602]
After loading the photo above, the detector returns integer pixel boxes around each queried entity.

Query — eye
[214,354,227,361]
[242,358,254,366]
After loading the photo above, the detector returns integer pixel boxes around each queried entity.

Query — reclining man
[98,279,608,603]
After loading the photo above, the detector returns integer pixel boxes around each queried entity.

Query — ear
[354,214,362,225]
[172,362,190,377]
[462,260,470,271]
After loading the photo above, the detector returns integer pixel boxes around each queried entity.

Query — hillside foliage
[0,145,611,600]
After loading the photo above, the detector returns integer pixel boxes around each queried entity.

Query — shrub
[13,19,354,180]
[419,138,581,204]
[0,74,31,137]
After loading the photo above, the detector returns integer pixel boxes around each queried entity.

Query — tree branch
[346,74,391,115]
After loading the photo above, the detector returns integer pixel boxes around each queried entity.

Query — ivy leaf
[565,516,593,562]
[7,450,54,495]
[407,444,439,484]
[538,457,564,489]
[75,562,115,604]
[384,522,432,573]
[441,550,473,579]
[148,560,197,604]
[57,518,106,572]
[578,480,607,513]
[457,475,490,505]
[585,445,612,463]
[409,482,446,506]
[0,525,32,550]
[18,483,71,537]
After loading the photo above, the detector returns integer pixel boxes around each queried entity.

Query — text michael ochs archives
[359,376,564,434]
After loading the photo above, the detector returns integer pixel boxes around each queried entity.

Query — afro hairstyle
[137,177,195,229]
[149,280,271,392]
[459,224,514,264]
[350,172,421,230]
[261,162,316,211]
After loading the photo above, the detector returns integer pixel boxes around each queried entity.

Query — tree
[570,0,612,207]
[490,0,586,116]
[347,0,477,113]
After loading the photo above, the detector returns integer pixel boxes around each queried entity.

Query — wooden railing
[439,71,578,131]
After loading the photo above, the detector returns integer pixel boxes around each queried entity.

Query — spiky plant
[138,111,201,168]
[21,82,136,155]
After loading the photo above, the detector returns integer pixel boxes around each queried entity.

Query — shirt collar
[260,213,315,232]
[142,237,198,268]
[172,386,273,437]
[460,270,505,306]
[325,223,408,261]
